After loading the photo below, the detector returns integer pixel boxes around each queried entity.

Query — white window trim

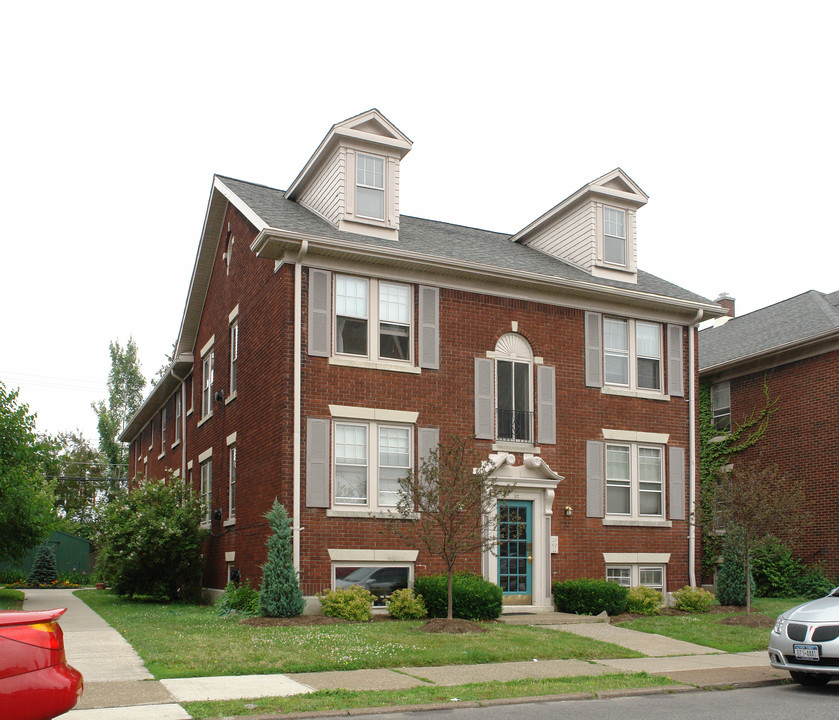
[605,442,665,521]
[602,205,627,268]
[159,408,166,459]
[355,152,386,222]
[173,392,182,447]
[602,317,664,395]
[333,275,414,368]
[200,457,212,527]
[200,347,214,422]
[605,562,666,592]
[331,560,415,609]
[711,381,731,432]
[229,319,238,401]
[226,444,236,524]
[331,418,413,514]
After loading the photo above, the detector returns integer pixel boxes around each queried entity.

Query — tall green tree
[0,382,56,562]
[92,337,145,474]
[260,500,305,617]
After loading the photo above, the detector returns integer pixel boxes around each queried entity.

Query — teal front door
[498,500,532,604]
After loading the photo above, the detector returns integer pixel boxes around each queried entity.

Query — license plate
[794,644,820,661]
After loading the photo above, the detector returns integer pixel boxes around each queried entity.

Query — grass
[183,673,676,719]
[75,590,641,679]
[0,588,25,610]
[616,597,806,653]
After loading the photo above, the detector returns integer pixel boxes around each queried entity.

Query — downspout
[293,240,309,573]
[688,308,704,587]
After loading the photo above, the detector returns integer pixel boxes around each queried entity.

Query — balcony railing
[496,408,533,443]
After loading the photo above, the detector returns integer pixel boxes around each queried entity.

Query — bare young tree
[385,435,511,619]
[709,461,809,614]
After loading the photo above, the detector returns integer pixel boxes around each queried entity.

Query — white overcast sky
[2,1,837,443]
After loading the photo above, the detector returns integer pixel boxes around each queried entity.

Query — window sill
[492,441,540,453]
[602,518,672,528]
[187,408,194,417]
[601,386,670,402]
[200,521,211,530]
[171,441,180,450]
[157,452,165,461]
[225,392,237,406]
[223,517,236,527]
[328,357,421,374]
[327,508,417,520]
[197,413,213,428]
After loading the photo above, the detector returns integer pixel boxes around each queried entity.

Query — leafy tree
[260,500,305,617]
[386,435,511,620]
[92,337,145,474]
[708,461,808,613]
[150,342,176,388]
[97,475,206,601]
[0,382,56,563]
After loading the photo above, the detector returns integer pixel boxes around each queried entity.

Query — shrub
[715,533,753,606]
[0,569,25,585]
[750,537,804,597]
[552,579,628,616]
[626,586,662,615]
[96,476,206,601]
[318,585,375,621]
[26,545,58,586]
[795,566,835,599]
[58,570,92,586]
[386,588,427,620]
[259,501,305,618]
[673,585,714,613]
[413,573,503,621]
[217,580,261,617]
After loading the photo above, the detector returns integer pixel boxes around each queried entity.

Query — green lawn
[616,597,806,653]
[0,588,25,610]
[183,673,675,719]
[75,590,641,679]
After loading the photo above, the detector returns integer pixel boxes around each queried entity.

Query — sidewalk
[25,590,787,720]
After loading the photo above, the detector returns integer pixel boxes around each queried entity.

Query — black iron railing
[496,408,533,443]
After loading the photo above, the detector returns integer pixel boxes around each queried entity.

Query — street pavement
[22,589,789,720]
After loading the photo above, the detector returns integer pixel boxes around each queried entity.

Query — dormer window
[356,153,385,220]
[603,206,626,266]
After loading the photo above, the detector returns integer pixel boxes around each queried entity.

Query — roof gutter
[688,308,703,587]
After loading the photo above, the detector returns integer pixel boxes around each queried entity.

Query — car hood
[785,596,839,623]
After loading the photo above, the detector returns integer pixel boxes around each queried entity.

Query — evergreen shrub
[26,545,58,586]
[413,573,502,621]
[750,537,803,597]
[318,585,375,621]
[259,501,305,618]
[715,534,753,606]
[626,585,662,615]
[386,588,427,620]
[552,579,628,616]
[673,585,714,613]
[795,566,835,599]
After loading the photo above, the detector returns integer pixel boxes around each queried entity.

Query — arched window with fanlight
[495,333,533,443]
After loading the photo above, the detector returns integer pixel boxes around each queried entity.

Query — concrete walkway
[22,591,787,719]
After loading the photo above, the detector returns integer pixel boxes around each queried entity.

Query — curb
[203,677,790,720]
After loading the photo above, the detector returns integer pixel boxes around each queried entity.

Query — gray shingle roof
[699,290,839,371]
[218,176,712,306]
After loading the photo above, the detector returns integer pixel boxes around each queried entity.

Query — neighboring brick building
[699,290,839,577]
[119,110,722,610]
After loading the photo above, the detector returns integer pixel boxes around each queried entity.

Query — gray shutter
[668,446,686,520]
[667,324,684,397]
[417,427,439,469]
[418,286,440,369]
[474,357,494,440]
[584,312,603,387]
[306,418,329,507]
[536,365,556,445]
[308,269,331,357]
[586,440,605,518]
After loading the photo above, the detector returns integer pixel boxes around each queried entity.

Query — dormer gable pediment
[286,110,411,241]
[510,168,647,284]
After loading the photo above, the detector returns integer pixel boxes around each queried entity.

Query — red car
[0,608,83,720]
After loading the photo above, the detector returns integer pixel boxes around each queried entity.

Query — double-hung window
[174,393,182,444]
[711,381,731,432]
[603,206,626,266]
[607,565,664,592]
[603,317,662,392]
[334,421,411,510]
[160,409,166,455]
[228,446,236,518]
[606,443,663,518]
[230,321,238,396]
[356,153,385,220]
[200,460,212,524]
[201,350,214,419]
[335,275,413,364]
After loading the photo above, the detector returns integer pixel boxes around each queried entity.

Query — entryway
[498,500,532,604]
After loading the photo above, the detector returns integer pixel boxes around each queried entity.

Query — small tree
[97,475,206,601]
[707,461,808,613]
[260,500,305,617]
[386,435,511,620]
[27,544,58,586]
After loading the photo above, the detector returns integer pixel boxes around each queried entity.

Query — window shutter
[536,365,556,445]
[417,427,439,470]
[419,286,440,369]
[306,418,329,508]
[668,446,686,520]
[308,269,331,357]
[584,312,603,387]
[474,357,494,440]
[586,440,605,518]
[667,324,684,397]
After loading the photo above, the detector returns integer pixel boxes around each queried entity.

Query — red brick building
[120,110,722,610]
[699,290,839,577]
